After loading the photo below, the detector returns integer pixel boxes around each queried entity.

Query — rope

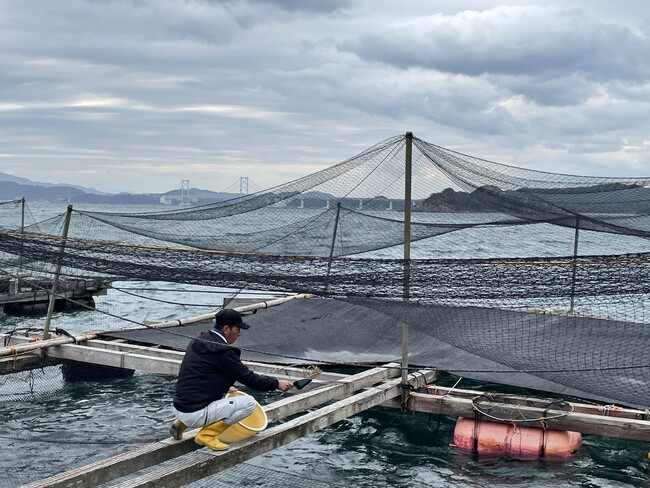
[470,395,575,425]
[602,404,622,416]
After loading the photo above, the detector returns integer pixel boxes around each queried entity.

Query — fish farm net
[2,133,650,404]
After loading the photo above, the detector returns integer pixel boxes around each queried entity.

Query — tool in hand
[292,378,312,390]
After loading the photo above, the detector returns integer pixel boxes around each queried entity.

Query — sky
[2,0,650,194]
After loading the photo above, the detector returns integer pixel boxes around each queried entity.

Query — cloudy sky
[2,0,650,194]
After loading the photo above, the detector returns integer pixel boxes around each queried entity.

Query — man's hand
[277,379,293,392]
[228,386,238,393]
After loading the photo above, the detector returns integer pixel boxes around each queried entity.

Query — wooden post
[402,132,413,396]
[569,215,580,313]
[43,205,73,340]
[19,197,25,273]
[20,197,25,233]
[325,202,342,290]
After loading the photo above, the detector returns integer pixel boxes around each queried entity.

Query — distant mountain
[0,180,160,204]
[0,176,242,206]
[0,171,108,195]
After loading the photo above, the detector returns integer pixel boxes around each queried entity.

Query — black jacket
[173,329,279,413]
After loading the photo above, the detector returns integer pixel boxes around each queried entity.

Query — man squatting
[170,308,293,450]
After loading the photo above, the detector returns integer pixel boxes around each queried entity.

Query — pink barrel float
[451,417,582,458]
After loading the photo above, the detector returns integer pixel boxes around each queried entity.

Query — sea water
[1,202,650,487]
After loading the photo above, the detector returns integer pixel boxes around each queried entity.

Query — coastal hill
[0,173,240,205]
[418,183,650,214]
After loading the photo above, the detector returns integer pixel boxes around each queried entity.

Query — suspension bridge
[160,177,264,206]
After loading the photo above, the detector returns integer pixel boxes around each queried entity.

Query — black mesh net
[2,133,650,407]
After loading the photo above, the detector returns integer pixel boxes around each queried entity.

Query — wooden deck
[0,275,110,314]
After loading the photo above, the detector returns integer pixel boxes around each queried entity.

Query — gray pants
[173,394,256,428]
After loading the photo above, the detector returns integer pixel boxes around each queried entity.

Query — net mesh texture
[2,133,650,409]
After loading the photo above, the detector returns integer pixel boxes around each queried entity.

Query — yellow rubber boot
[195,421,232,451]
[169,419,186,440]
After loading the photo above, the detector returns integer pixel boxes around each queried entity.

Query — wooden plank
[22,440,199,488]
[421,385,650,420]
[1,333,96,358]
[84,340,186,361]
[43,343,341,380]
[4,338,343,386]
[263,363,401,422]
[109,370,437,488]
[81,341,346,382]
[0,353,55,374]
[404,392,650,441]
[24,365,406,488]
[8,336,188,365]
[43,344,182,376]
[7,335,350,381]
[85,340,347,382]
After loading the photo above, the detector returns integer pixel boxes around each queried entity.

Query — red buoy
[451,417,581,458]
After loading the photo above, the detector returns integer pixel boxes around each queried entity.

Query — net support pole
[569,215,580,314]
[402,132,413,398]
[43,205,73,341]
[19,197,25,273]
[325,202,342,289]
[20,197,25,233]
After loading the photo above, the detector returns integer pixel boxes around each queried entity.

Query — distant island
[417,183,649,214]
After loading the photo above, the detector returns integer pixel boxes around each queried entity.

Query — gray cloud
[344,5,650,81]
[0,0,649,194]
[245,0,351,13]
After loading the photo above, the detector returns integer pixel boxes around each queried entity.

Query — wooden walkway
[23,364,436,488]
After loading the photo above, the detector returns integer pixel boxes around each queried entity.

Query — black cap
[215,309,250,330]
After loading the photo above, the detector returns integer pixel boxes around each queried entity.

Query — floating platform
[4,295,650,486]
[0,275,110,314]
[17,358,650,487]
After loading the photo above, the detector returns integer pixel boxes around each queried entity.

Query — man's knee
[240,396,256,416]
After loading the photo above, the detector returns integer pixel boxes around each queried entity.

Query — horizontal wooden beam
[84,339,186,361]
[0,353,57,374]
[264,363,402,422]
[45,344,182,376]
[23,439,200,488]
[7,335,350,382]
[404,392,650,441]
[82,341,347,381]
[421,385,650,421]
[1,333,96,358]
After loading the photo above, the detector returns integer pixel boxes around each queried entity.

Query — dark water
[2,202,650,486]
[2,370,649,487]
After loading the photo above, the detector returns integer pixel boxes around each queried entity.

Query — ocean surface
[1,202,650,487]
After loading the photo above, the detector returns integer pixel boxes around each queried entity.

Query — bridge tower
[239,176,249,196]
[180,179,191,206]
